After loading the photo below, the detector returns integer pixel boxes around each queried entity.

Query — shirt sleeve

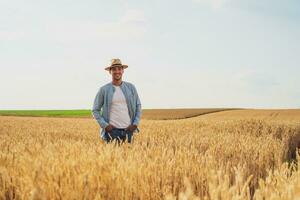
[92,87,109,129]
[132,85,142,126]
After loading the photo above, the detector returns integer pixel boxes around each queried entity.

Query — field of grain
[141,108,237,120]
[1,109,300,199]
[0,108,234,120]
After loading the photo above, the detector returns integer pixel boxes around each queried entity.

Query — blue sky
[0,0,299,109]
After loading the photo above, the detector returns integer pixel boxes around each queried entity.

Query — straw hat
[105,58,128,71]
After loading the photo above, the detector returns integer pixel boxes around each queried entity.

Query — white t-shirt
[109,86,131,128]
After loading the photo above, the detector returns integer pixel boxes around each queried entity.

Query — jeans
[103,128,133,144]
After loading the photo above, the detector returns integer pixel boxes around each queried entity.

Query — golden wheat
[141,108,234,120]
[0,110,300,199]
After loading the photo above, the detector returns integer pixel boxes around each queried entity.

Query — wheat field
[140,108,236,120]
[1,109,300,200]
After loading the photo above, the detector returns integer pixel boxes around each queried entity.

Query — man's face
[110,66,124,80]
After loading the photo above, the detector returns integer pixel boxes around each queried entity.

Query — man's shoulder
[123,81,136,88]
[99,82,112,92]
[102,82,113,88]
[98,81,136,92]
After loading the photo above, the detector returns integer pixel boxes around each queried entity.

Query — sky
[0,0,299,109]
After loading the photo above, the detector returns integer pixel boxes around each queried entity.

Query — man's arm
[92,87,109,129]
[132,85,142,126]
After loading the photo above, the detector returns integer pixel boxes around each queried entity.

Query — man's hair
[109,66,124,73]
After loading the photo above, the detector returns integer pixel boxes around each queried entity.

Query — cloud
[120,9,146,24]
[46,21,146,42]
[43,9,147,43]
[0,9,147,43]
[192,0,231,10]
[0,30,25,40]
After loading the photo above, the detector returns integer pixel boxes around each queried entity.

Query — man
[92,58,142,144]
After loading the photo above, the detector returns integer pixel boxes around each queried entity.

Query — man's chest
[112,88,127,105]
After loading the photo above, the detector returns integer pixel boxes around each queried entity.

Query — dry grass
[141,108,236,120]
[0,108,236,120]
[1,109,300,199]
[196,109,300,122]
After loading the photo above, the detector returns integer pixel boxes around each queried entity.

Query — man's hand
[105,124,115,133]
[126,124,137,133]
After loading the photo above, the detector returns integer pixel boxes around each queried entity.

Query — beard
[113,75,122,80]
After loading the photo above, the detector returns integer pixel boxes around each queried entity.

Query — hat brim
[105,65,128,71]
